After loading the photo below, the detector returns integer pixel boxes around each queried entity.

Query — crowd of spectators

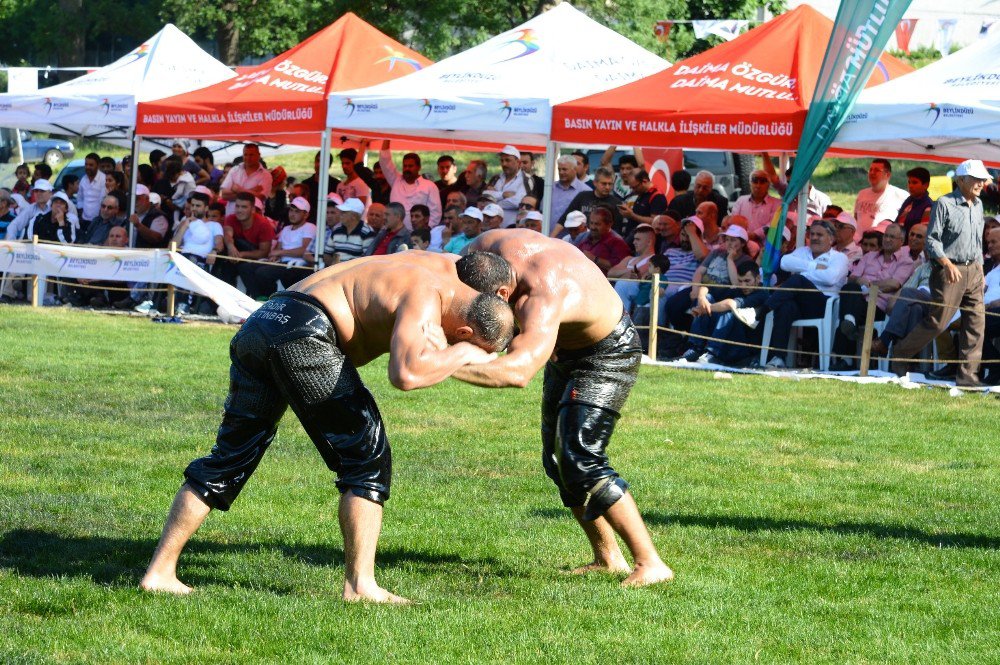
[2,141,997,385]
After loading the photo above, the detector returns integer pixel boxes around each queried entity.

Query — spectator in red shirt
[577,206,631,275]
[366,202,411,256]
[218,191,275,288]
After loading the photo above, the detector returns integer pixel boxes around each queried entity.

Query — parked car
[19,130,75,168]
[53,159,86,191]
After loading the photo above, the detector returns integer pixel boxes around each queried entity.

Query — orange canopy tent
[135,13,431,143]
[550,5,913,152]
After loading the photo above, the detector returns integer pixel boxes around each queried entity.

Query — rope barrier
[42,277,169,293]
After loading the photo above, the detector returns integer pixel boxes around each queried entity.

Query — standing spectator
[97,157,115,175]
[853,158,908,239]
[831,223,914,370]
[241,197,317,299]
[444,207,483,254]
[733,169,781,242]
[550,155,589,229]
[978,228,1000,384]
[896,167,934,236]
[600,146,641,203]
[891,159,990,386]
[78,153,104,229]
[378,141,441,229]
[0,191,15,237]
[571,150,591,185]
[760,220,849,369]
[760,154,832,217]
[327,198,375,263]
[488,145,530,228]
[520,151,545,200]
[220,144,273,216]
[366,202,411,256]
[128,184,170,249]
[557,166,622,231]
[668,170,729,220]
[577,206,630,275]
[435,154,461,205]
[670,170,691,202]
[193,146,224,187]
[299,151,340,222]
[336,148,371,207]
[458,160,488,208]
[171,140,210,184]
[617,170,667,241]
[163,157,195,215]
[12,164,30,197]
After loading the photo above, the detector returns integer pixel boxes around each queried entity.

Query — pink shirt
[849,246,915,310]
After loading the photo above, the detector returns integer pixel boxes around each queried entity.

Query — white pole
[314,129,332,270]
[128,133,141,247]
[796,180,809,249]
[541,140,557,236]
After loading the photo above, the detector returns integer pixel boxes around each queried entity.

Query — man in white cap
[481,203,504,231]
[488,145,530,228]
[520,210,544,233]
[240,197,318,299]
[4,179,53,240]
[559,210,588,245]
[444,207,483,254]
[328,198,375,264]
[891,159,991,387]
[129,184,171,249]
[833,211,863,264]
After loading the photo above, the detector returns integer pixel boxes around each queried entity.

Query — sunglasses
[518,203,536,209]
[751,177,769,184]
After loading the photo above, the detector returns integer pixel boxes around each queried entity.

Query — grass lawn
[1,306,997,663]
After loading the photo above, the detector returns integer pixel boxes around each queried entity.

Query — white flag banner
[936,18,958,55]
[0,241,261,321]
[692,20,749,41]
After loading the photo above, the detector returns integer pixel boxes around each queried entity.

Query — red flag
[895,18,918,54]
[654,20,673,43]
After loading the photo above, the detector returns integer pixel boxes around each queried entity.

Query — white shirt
[221,163,273,215]
[984,264,1000,306]
[276,222,317,266]
[379,149,442,229]
[732,193,781,239]
[491,171,527,228]
[78,172,105,220]
[5,202,50,240]
[853,184,908,239]
[780,246,850,297]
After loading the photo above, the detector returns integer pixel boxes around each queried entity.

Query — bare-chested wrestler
[454,230,673,587]
[140,255,515,604]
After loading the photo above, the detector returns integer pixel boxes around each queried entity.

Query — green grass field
[1,307,998,663]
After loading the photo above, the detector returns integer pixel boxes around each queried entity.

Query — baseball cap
[327,192,344,206]
[337,198,365,215]
[32,179,53,192]
[955,159,992,181]
[171,138,189,149]
[564,211,586,228]
[834,211,857,229]
[135,184,150,196]
[523,210,543,223]
[51,191,71,205]
[499,145,521,159]
[721,225,749,242]
[193,185,214,199]
[634,223,655,233]
[289,196,311,213]
[681,215,704,234]
[482,203,503,217]
[479,190,499,204]
[149,192,162,206]
[461,206,484,222]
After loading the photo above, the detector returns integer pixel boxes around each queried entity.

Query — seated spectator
[759,220,849,369]
[409,203,431,232]
[870,261,937,359]
[445,190,467,212]
[104,170,128,211]
[515,195,539,227]
[695,200,720,244]
[477,190,499,210]
[823,205,843,219]
[558,210,588,245]
[367,203,386,232]
[336,148,371,206]
[556,165,623,233]
[578,206,630,275]
[618,169,667,242]
[80,195,126,246]
[303,199,339,266]
[682,260,769,366]
[327,198,375,263]
[907,222,927,264]
[171,191,225,313]
[609,223,657,314]
[265,166,288,227]
[410,227,431,250]
[520,210,543,233]
[665,225,752,359]
[733,169,781,242]
[240,197,317,300]
[986,217,1000,269]
[443,207,483,254]
[859,229,883,255]
[128,184,171,249]
[433,205,462,250]
[651,212,681,253]
[831,223,914,370]
[667,170,729,221]
[482,203,504,230]
[217,191,275,288]
[66,225,132,308]
[719,214,760,259]
[897,167,933,236]
[366,201,411,256]
[0,190,14,237]
[980,228,1000,384]
[854,158,908,239]
[670,169,691,201]
[33,192,76,244]
[833,212,863,263]
[206,201,226,225]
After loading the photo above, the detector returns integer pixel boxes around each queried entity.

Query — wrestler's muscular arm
[388,291,496,391]
[452,293,560,388]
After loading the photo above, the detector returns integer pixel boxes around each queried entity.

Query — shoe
[88,295,109,308]
[927,365,958,381]
[830,358,855,372]
[697,352,719,365]
[175,302,190,316]
[134,300,157,314]
[955,377,986,389]
[0,295,12,304]
[679,347,704,363]
[733,307,759,329]
[113,296,137,310]
[839,314,858,341]
[870,338,889,356]
[764,356,786,370]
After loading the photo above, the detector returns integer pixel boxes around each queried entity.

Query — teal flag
[761,0,913,280]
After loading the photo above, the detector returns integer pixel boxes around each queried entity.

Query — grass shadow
[529,508,1000,550]
[0,529,517,592]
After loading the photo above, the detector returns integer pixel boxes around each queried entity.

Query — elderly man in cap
[488,145,531,228]
[444,207,483,254]
[733,169,781,242]
[558,210,588,245]
[366,202,411,256]
[129,184,171,249]
[482,203,505,230]
[322,198,374,264]
[760,219,849,369]
[238,196,317,300]
[833,211,863,264]
[891,159,992,387]
[519,210,544,233]
[4,179,53,240]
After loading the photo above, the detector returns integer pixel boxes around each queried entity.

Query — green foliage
[1,307,999,662]
[887,46,944,70]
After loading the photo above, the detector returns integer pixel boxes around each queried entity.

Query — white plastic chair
[759,295,840,371]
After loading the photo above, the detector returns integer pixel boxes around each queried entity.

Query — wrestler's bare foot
[343,581,411,605]
[570,557,632,575]
[139,573,192,595]
[621,561,674,588]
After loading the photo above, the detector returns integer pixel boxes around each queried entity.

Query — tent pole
[314,129,332,270]
[128,133,141,247]
[541,140,557,236]
[796,180,809,249]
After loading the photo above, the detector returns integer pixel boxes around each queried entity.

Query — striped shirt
[328,222,376,262]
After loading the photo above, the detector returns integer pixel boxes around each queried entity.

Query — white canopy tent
[0,24,234,141]
[326,2,668,147]
[832,33,1000,164]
